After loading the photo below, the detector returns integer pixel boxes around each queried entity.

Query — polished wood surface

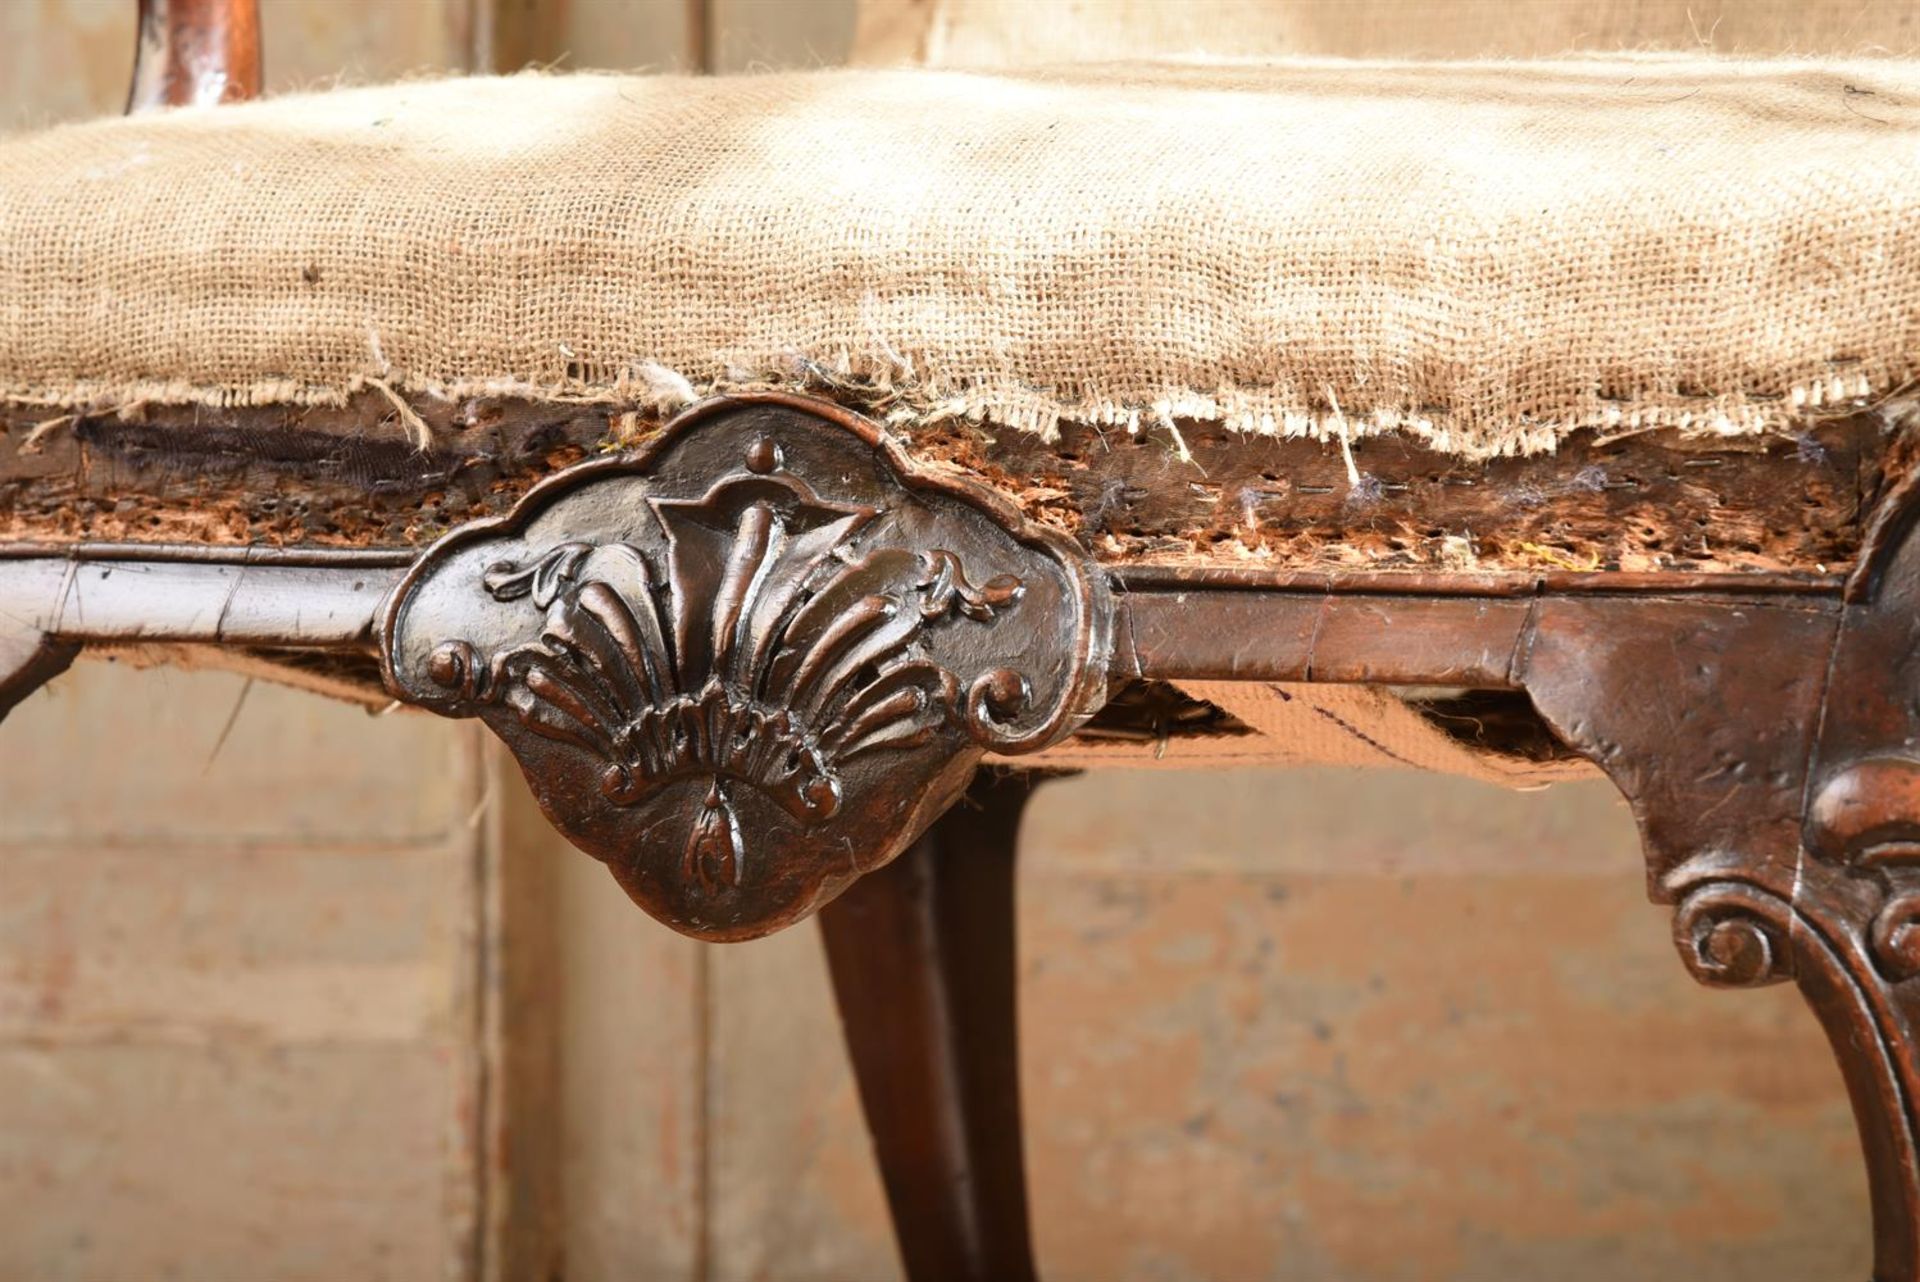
[127,0,261,112]
[379,398,1106,940]
[819,771,1040,1282]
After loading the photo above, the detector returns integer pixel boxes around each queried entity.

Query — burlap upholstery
[4,51,1912,782]
[1024,683,1592,785]
[2,58,1917,457]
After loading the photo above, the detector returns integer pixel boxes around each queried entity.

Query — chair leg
[1666,865,1920,1281]
[1512,482,1920,1281]
[818,769,1040,1282]
[0,625,75,722]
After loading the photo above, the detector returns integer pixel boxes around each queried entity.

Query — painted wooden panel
[713,0,856,70]
[550,833,706,1281]
[0,667,488,1282]
[0,0,133,128]
[1017,770,1867,1282]
[852,0,1920,65]
[261,0,469,88]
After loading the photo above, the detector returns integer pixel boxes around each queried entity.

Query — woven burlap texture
[2,59,1917,456]
[1019,682,1592,786]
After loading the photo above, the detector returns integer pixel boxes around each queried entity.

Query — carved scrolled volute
[1513,525,1920,1279]
[381,395,1110,940]
[1669,877,1795,989]
[1808,756,1920,983]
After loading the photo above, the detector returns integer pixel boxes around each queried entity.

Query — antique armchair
[8,1,1920,1277]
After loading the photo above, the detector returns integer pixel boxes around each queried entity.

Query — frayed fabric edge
[0,360,1899,462]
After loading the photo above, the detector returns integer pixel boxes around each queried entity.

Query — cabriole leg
[1667,862,1920,1281]
[1518,479,1920,1281]
[818,769,1040,1282]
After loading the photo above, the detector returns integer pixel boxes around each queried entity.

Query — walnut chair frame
[10,3,1920,1278]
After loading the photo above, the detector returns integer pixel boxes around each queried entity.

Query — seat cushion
[1,59,1917,457]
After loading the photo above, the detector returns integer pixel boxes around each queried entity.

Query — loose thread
[1324,385,1361,488]
[18,415,73,454]
[609,410,648,449]
[366,376,432,451]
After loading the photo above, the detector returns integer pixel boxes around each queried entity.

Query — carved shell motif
[427,443,1028,893]
[382,400,1106,940]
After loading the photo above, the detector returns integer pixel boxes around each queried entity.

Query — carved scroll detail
[1668,862,1920,1221]
[380,396,1109,940]
[1637,450,1920,1279]
[1660,740,1920,1280]
[1671,879,1794,988]
[1808,756,1920,984]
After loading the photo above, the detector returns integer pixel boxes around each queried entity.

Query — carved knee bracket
[379,396,1111,939]
[1504,461,1920,1280]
